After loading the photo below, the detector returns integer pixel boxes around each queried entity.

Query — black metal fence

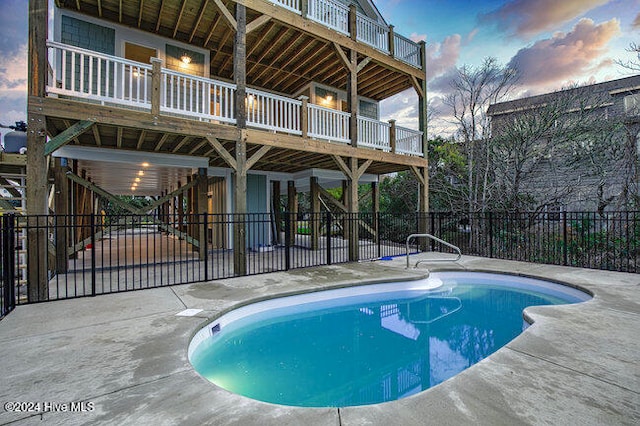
[0,211,637,317]
[430,211,640,272]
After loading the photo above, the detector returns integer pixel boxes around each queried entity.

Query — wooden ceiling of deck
[46,118,411,180]
[56,0,414,100]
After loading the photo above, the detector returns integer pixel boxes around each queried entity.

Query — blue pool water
[189,272,590,407]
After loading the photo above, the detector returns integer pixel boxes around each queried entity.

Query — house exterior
[487,75,640,212]
[25,0,429,294]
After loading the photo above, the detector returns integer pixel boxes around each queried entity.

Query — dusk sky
[0,0,639,139]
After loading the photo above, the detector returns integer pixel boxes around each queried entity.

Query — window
[315,87,338,109]
[359,100,378,119]
[124,43,157,64]
[624,93,640,116]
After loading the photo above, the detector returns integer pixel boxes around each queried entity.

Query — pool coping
[0,255,638,425]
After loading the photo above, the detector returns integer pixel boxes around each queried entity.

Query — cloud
[425,34,461,82]
[507,18,620,89]
[480,0,610,38]
[0,0,28,56]
[380,90,418,129]
[633,12,640,29]
[410,33,426,43]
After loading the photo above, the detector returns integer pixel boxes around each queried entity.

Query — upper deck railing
[47,41,423,157]
[270,0,422,68]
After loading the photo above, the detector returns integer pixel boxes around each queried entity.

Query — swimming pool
[188,272,591,407]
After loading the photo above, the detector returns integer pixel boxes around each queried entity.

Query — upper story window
[315,87,338,110]
[124,43,157,64]
[624,93,640,116]
[165,44,205,77]
[359,99,378,119]
[61,15,115,55]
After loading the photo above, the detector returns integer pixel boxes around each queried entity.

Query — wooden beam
[206,136,237,170]
[234,3,247,127]
[189,140,208,154]
[246,14,271,34]
[92,124,102,146]
[356,57,372,74]
[409,165,425,186]
[333,42,352,71]
[173,0,188,38]
[138,0,144,27]
[119,0,122,22]
[155,0,165,32]
[44,120,94,156]
[172,135,192,153]
[154,133,170,151]
[204,14,222,47]
[318,185,347,212]
[213,0,237,31]
[332,155,352,179]
[117,126,123,148]
[411,75,425,98]
[190,0,210,42]
[356,159,373,179]
[245,145,271,170]
[136,130,146,150]
[27,0,49,300]
[97,0,102,17]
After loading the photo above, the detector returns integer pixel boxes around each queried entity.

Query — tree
[443,57,518,213]
[616,42,640,72]
[490,85,625,213]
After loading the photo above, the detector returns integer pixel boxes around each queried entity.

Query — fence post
[284,212,291,271]
[2,214,16,315]
[376,212,381,258]
[91,212,96,297]
[488,212,493,258]
[430,213,435,252]
[326,212,332,265]
[562,211,568,266]
[204,212,209,282]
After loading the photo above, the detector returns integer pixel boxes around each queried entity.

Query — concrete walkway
[0,256,638,425]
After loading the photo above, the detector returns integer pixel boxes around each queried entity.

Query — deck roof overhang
[54,0,420,100]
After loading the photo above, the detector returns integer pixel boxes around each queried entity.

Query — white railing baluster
[307,0,349,35]
[395,126,424,156]
[357,116,390,151]
[356,13,389,53]
[393,33,421,68]
[307,104,350,143]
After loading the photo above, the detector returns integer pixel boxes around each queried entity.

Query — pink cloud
[633,12,640,28]
[481,0,610,37]
[410,33,427,43]
[507,18,621,89]
[425,34,461,82]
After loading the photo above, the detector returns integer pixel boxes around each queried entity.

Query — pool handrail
[406,233,462,269]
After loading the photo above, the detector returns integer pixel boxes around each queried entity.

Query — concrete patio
[0,255,638,425]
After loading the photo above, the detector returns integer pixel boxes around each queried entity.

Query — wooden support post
[234,141,247,276]
[349,4,357,41]
[310,176,320,251]
[388,25,395,58]
[178,182,184,233]
[347,157,359,261]
[299,95,309,138]
[233,3,248,276]
[348,48,358,148]
[389,119,397,154]
[418,41,428,155]
[197,168,208,261]
[372,181,380,255]
[27,0,49,302]
[301,0,308,17]
[272,180,282,245]
[287,181,297,246]
[234,4,247,129]
[151,58,162,116]
[53,158,69,273]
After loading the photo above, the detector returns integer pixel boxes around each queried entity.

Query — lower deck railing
[1,211,638,317]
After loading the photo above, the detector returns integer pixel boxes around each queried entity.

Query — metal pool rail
[406,233,462,269]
